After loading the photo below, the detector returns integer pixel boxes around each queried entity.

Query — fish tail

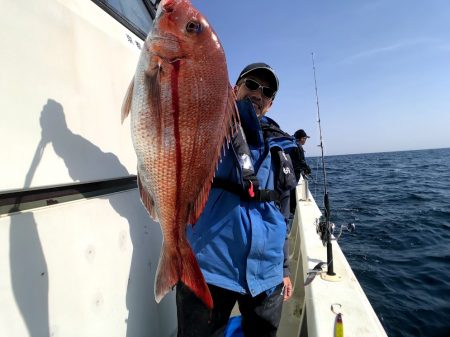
[154,242,180,304]
[179,243,214,309]
[154,241,213,309]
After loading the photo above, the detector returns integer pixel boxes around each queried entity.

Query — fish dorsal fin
[121,77,134,123]
[138,173,159,222]
[188,84,240,225]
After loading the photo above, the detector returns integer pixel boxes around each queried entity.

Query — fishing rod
[311,52,335,276]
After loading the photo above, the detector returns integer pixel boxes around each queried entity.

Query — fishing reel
[316,216,355,246]
[316,215,329,246]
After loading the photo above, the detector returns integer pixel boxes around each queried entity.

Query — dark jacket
[291,139,311,180]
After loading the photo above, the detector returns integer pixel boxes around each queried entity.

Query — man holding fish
[122,0,298,336]
[177,62,298,337]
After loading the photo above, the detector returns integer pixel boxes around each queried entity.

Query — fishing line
[311,53,328,210]
[312,157,321,202]
[311,52,335,276]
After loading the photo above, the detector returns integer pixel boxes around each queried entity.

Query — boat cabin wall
[1,1,177,336]
[0,190,177,337]
[0,0,147,193]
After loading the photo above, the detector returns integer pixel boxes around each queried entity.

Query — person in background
[293,129,312,179]
[288,129,312,223]
[176,63,298,337]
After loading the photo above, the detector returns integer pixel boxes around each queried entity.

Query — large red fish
[121,0,238,308]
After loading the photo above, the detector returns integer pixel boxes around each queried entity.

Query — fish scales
[122,0,238,308]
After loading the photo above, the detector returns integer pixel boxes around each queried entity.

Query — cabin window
[92,0,160,40]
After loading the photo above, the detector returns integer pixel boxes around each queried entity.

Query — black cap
[236,62,279,92]
[294,129,310,139]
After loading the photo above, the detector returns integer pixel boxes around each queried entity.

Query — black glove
[304,166,312,176]
[242,172,260,198]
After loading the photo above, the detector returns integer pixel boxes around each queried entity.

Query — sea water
[309,148,450,337]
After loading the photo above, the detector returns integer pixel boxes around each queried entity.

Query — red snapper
[122,0,238,308]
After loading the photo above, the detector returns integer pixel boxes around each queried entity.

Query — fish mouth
[147,34,185,63]
[148,34,179,44]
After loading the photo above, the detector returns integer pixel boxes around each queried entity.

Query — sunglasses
[242,78,276,99]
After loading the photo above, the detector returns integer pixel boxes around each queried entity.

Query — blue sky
[191,0,450,156]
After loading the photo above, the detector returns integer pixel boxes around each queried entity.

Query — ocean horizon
[306,146,450,159]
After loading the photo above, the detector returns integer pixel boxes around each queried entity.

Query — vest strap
[212,178,280,202]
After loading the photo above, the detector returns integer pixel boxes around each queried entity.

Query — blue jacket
[186,99,297,297]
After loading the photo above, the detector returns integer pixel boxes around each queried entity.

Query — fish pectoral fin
[138,173,159,222]
[147,62,162,123]
[121,77,134,123]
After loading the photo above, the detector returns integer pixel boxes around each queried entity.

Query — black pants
[176,282,284,337]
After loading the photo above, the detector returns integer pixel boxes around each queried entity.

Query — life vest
[212,100,298,206]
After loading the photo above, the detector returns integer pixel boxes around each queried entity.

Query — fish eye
[186,20,202,34]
